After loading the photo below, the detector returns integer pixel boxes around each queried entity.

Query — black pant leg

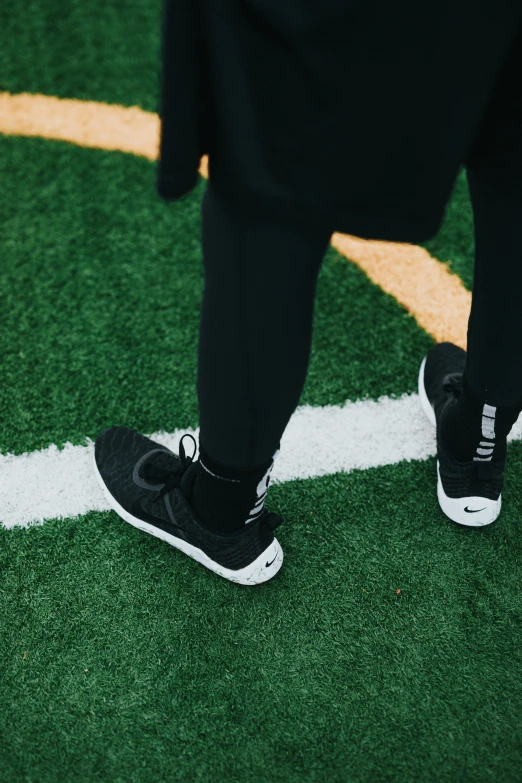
[197,181,332,469]
[466,168,522,407]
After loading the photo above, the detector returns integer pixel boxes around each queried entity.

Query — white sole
[418,356,436,427]
[436,463,501,527]
[93,453,283,585]
[418,355,501,527]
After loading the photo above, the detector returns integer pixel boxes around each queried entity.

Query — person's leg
[93,178,331,583]
[435,169,522,467]
[191,180,332,532]
[419,168,522,526]
[466,168,522,408]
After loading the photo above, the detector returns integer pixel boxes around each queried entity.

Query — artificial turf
[2,450,522,783]
[0,0,162,113]
[2,1,522,781]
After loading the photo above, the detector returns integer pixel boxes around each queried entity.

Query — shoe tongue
[442,372,463,393]
[145,450,181,474]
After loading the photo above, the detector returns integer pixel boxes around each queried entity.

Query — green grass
[2,450,522,782]
[0,0,162,112]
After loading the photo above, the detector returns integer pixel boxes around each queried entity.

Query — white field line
[1,393,522,529]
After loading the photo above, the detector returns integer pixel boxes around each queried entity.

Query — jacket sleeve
[157,0,208,201]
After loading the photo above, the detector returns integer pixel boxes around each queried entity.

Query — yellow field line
[0,91,210,176]
[0,91,160,160]
[0,91,470,347]
[331,234,470,347]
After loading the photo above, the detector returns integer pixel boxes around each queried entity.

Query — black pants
[197,172,522,470]
[466,169,522,407]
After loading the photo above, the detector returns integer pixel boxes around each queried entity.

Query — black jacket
[157,0,522,242]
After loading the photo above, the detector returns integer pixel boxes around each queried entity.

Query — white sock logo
[246,448,280,524]
[474,404,496,462]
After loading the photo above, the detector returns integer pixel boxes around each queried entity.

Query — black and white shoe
[93,427,284,585]
[418,343,504,527]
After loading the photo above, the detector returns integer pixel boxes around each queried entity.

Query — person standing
[94,1,522,583]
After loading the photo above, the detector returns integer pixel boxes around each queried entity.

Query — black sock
[441,376,520,463]
[188,444,279,534]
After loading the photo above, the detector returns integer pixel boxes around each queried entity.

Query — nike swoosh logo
[464,506,487,513]
[266,555,277,568]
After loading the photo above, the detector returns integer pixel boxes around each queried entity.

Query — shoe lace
[141,433,198,497]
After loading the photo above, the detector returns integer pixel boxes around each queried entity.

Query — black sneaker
[418,342,503,526]
[93,427,284,584]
